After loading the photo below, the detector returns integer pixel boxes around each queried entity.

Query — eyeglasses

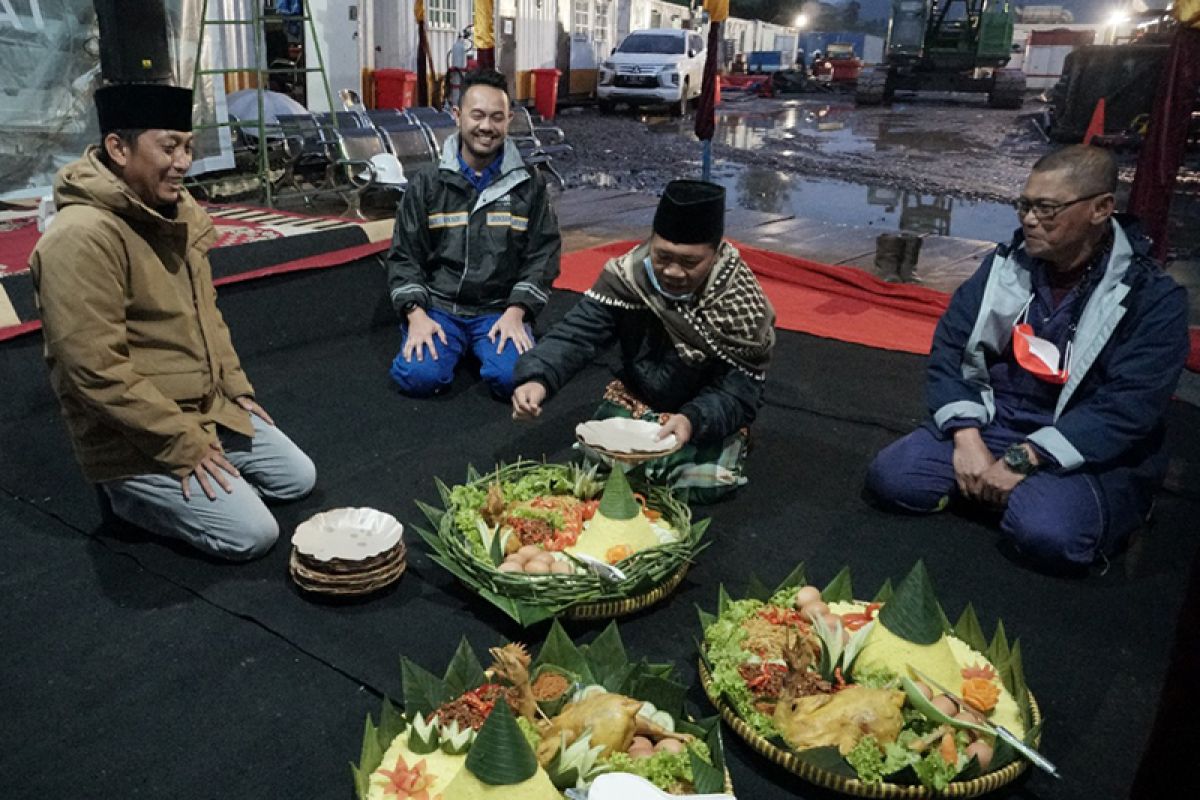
[1013,191,1109,222]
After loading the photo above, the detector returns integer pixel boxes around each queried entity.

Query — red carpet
[1,206,334,277]
[0,216,40,276]
[6,233,1198,369]
[555,240,951,355]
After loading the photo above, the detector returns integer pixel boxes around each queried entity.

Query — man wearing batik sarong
[511,180,776,501]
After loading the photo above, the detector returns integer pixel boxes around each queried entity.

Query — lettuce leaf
[604,739,712,792]
[912,749,965,792]
[846,735,923,784]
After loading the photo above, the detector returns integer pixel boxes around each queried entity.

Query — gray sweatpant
[101,415,316,561]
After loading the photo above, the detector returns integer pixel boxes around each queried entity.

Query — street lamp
[1106,10,1130,44]
[794,13,808,29]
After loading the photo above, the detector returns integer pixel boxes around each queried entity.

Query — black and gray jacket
[386,135,561,318]
[513,298,765,446]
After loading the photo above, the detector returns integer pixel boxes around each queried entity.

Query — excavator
[855,0,1025,108]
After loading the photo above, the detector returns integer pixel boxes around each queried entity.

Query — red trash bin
[531,68,561,121]
[374,69,417,109]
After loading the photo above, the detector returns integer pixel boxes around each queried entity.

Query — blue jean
[389,308,530,399]
[101,415,316,561]
[865,425,1154,569]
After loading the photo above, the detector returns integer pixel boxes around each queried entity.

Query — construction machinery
[856,0,1025,108]
[811,42,866,83]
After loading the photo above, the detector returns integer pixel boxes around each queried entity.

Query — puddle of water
[646,101,982,158]
[709,165,1016,243]
[572,162,1014,242]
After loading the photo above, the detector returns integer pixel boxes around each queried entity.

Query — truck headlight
[668,72,679,86]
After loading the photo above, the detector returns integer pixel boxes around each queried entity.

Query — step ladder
[189,0,337,205]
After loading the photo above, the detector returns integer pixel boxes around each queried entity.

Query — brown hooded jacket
[29,147,254,482]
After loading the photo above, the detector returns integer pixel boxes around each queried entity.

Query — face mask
[1012,296,1072,385]
[643,257,693,302]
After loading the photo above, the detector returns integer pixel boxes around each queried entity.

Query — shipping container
[1006,24,1097,89]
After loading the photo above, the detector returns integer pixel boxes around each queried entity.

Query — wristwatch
[1002,443,1039,476]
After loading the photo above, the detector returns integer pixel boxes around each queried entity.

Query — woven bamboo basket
[698,660,1041,799]
[564,561,690,620]
[579,439,684,465]
[426,462,706,625]
[288,547,407,597]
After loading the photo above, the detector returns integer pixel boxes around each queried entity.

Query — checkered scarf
[586,240,776,380]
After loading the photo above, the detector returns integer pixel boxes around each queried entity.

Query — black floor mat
[3,260,1198,799]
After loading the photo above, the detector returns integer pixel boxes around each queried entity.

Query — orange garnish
[605,544,633,564]
[377,755,439,799]
[938,732,958,765]
[961,677,1000,713]
[961,663,998,681]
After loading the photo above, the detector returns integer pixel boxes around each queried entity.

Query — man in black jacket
[385,70,560,399]
[511,181,776,500]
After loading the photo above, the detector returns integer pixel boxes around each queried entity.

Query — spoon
[585,771,735,800]
[572,552,628,582]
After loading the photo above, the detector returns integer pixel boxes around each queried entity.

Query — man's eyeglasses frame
[1013,191,1111,222]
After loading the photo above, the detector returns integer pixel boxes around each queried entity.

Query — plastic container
[374,68,417,109]
[531,67,562,121]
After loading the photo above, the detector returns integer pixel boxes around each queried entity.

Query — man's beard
[464,133,500,162]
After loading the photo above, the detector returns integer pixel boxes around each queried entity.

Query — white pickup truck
[596,28,707,116]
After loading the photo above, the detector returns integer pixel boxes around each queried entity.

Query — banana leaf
[629,673,688,722]
[988,620,1012,669]
[717,583,734,615]
[793,746,861,778]
[872,577,894,603]
[773,561,808,594]
[533,619,596,686]
[582,622,631,690]
[876,560,945,645]
[821,566,854,602]
[466,701,538,785]
[353,716,385,800]
[684,716,727,793]
[953,603,989,654]
[379,697,407,746]
[401,657,448,717]
[444,637,487,699]
[744,574,773,602]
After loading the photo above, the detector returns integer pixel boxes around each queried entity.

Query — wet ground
[551,93,1200,258]
[553,94,1046,245]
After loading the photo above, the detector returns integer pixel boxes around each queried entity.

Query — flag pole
[694,1,726,183]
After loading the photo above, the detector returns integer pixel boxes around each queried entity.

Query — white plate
[291,507,404,561]
[575,418,678,455]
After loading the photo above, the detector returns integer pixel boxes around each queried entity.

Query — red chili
[841,603,882,631]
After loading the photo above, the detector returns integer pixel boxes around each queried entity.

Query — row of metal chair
[229,104,571,218]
